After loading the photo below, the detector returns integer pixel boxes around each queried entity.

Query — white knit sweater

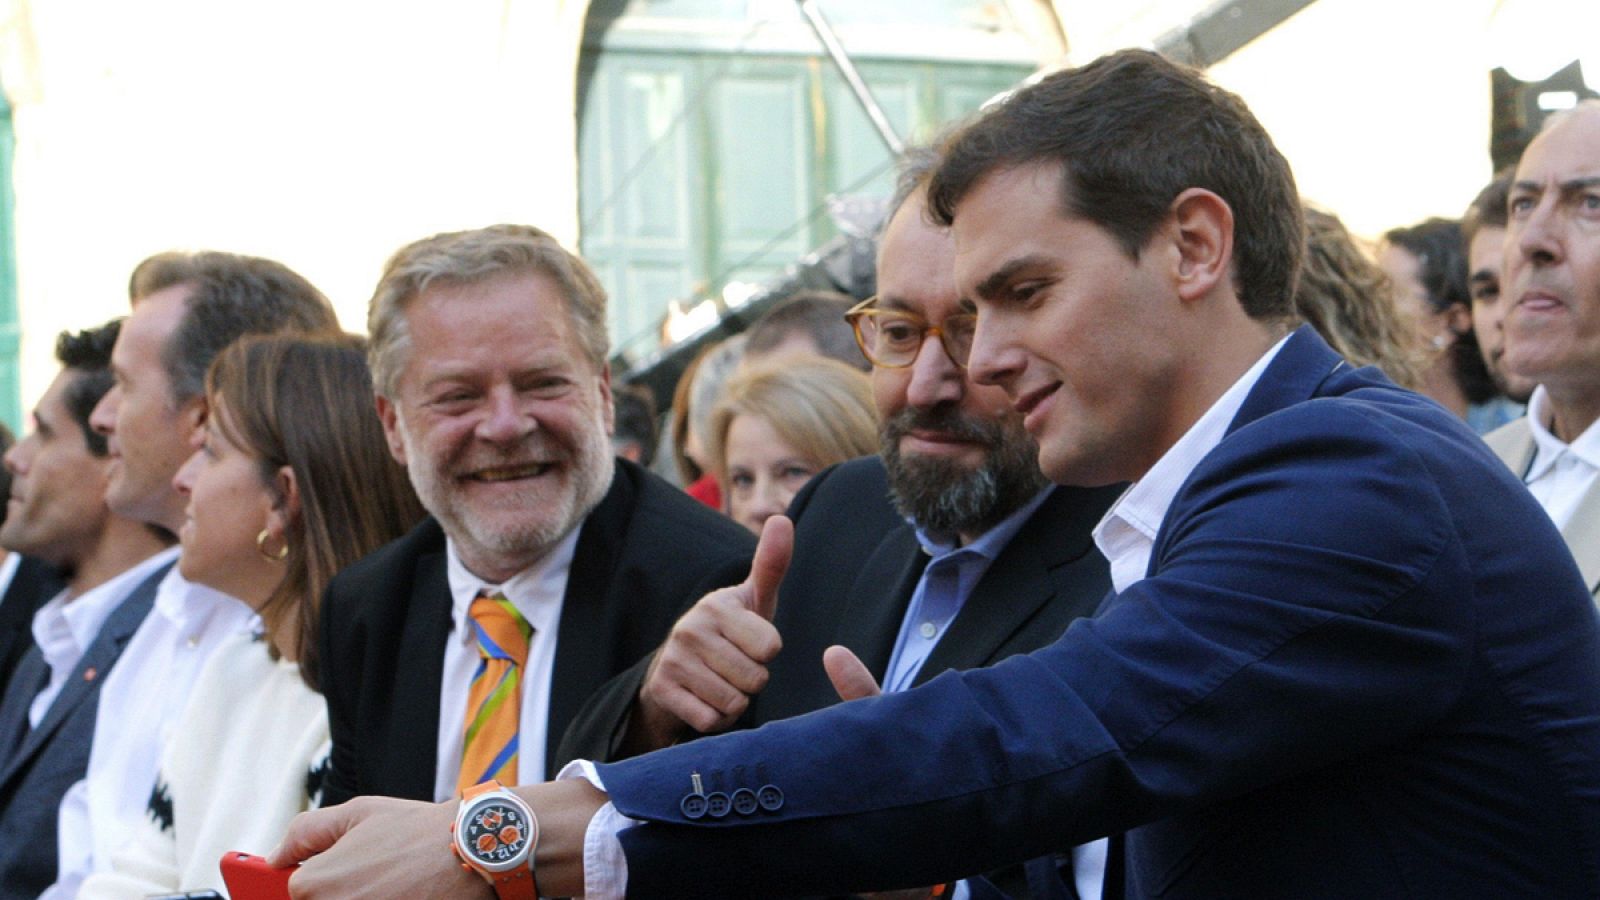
[77,631,329,899]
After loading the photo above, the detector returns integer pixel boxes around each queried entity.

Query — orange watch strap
[488,867,537,900]
[456,781,540,900]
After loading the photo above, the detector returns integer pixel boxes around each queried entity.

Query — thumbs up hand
[631,516,794,749]
[823,645,882,702]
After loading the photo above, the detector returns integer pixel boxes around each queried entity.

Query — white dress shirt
[27,549,174,728]
[1094,336,1289,592]
[46,559,254,899]
[432,529,578,802]
[1521,386,1600,531]
[565,334,1292,900]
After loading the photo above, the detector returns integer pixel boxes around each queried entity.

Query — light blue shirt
[882,487,1054,694]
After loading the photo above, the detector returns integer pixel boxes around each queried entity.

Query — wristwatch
[451,780,540,900]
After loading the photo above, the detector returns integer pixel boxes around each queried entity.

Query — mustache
[450,441,563,476]
[880,404,1005,447]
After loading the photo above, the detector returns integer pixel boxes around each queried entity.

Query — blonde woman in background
[708,357,877,534]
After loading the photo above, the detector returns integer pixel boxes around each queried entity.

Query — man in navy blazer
[0,321,177,896]
[276,51,1600,899]
[557,169,1120,897]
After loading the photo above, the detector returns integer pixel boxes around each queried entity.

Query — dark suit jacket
[320,458,754,805]
[596,327,1600,898]
[560,456,1120,761]
[560,456,1120,899]
[0,556,66,694]
[0,560,169,898]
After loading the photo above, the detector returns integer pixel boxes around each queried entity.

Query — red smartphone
[219,851,295,900]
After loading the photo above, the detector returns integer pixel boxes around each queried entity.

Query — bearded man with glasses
[557,157,1124,899]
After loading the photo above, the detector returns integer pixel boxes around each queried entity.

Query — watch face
[456,794,536,873]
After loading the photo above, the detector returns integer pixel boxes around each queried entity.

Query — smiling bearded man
[317,224,754,811]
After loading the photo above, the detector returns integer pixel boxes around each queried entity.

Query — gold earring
[256,528,289,562]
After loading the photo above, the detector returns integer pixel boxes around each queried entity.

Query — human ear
[1167,188,1235,304]
[264,465,302,539]
[178,395,209,444]
[375,394,408,467]
[597,364,615,437]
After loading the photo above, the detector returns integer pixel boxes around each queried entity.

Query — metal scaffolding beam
[1155,0,1319,69]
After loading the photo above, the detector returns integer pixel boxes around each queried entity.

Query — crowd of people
[0,46,1597,899]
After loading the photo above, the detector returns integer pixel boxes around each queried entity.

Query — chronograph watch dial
[452,780,540,899]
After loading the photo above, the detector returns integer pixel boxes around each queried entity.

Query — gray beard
[879,406,1050,539]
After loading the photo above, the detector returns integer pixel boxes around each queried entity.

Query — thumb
[745,514,793,622]
[267,804,356,867]
[823,644,881,701]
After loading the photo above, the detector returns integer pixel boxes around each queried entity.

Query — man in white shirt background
[1484,101,1600,596]
[0,319,175,897]
[51,251,341,895]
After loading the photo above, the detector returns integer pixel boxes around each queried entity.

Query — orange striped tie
[457,591,532,792]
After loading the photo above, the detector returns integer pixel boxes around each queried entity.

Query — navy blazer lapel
[392,544,451,801]
[1,562,166,784]
[1227,326,1346,437]
[836,524,928,681]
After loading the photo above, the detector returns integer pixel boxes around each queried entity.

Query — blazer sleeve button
[680,793,708,819]
[705,791,731,818]
[731,788,758,815]
[756,784,784,812]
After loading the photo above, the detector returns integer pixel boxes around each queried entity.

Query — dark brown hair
[927,49,1304,321]
[129,251,340,404]
[1462,168,1513,246]
[206,333,425,691]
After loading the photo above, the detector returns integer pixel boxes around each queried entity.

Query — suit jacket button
[757,784,784,812]
[731,788,758,815]
[680,794,708,819]
[705,791,731,818]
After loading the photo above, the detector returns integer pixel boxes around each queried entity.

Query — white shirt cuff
[556,759,636,900]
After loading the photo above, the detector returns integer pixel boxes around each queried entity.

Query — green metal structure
[0,81,21,433]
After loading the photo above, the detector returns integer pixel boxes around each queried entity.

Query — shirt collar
[30,547,180,673]
[913,486,1056,563]
[1093,334,1291,593]
[445,528,580,642]
[152,550,256,632]
[1525,385,1600,481]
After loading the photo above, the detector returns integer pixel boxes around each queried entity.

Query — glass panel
[713,69,807,248]
[620,70,689,242]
